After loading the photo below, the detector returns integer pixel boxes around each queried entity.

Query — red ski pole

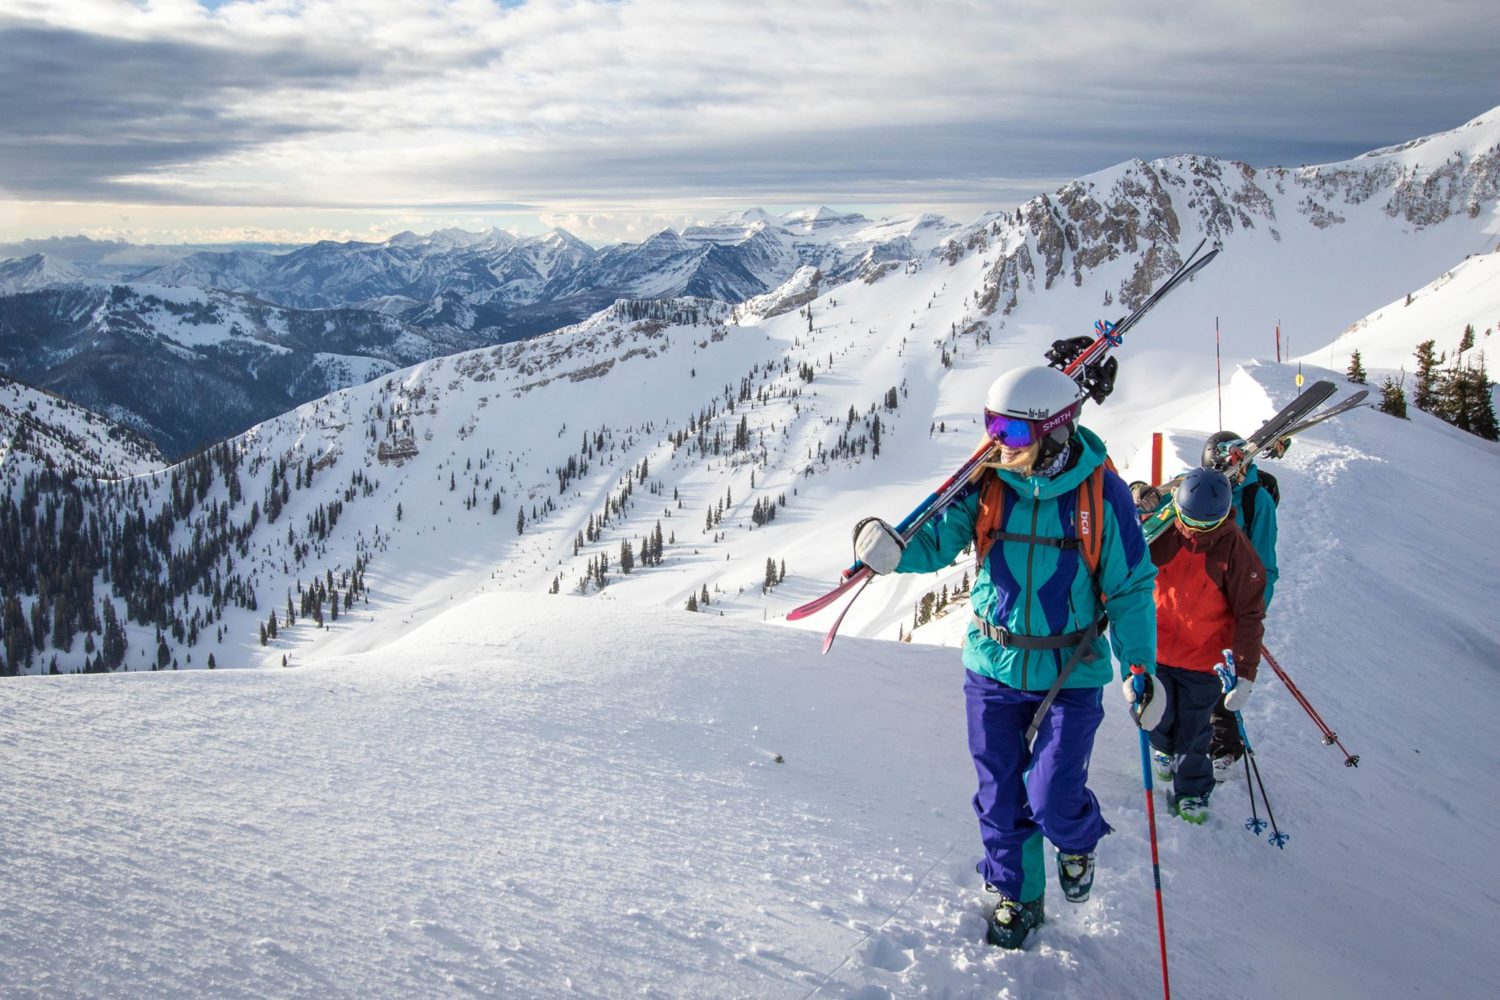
[1131,666,1172,999]
[1260,645,1359,767]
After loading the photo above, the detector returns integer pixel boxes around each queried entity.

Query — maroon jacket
[1150,514,1267,679]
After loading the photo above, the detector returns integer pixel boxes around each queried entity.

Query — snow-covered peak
[0,252,86,294]
[780,205,871,233]
[1354,102,1500,161]
[383,230,426,248]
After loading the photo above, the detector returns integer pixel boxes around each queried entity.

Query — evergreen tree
[1414,340,1440,410]
[686,592,698,612]
[1460,323,1476,355]
[1379,376,1409,419]
[1346,350,1367,384]
[101,599,127,671]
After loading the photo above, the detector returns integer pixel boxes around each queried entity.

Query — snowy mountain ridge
[0,373,165,481]
[3,108,1499,682]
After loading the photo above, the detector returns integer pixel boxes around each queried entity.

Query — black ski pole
[1218,655,1284,847]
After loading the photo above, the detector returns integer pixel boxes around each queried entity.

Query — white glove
[1122,671,1167,730]
[1223,677,1254,713]
[852,517,904,575]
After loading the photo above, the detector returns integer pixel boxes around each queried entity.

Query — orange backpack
[972,459,1113,602]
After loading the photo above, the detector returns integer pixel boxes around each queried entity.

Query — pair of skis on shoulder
[788,237,1223,652]
[1138,383,1370,543]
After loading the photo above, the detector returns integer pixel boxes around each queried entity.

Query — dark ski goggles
[984,399,1082,447]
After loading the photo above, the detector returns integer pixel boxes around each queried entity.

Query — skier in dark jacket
[851,366,1162,949]
[1147,467,1266,823]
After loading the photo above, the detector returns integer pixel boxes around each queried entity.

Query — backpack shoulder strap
[1241,482,1259,531]
[974,473,1006,569]
[1075,464,1108,601]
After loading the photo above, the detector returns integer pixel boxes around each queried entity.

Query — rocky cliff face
[955,108,1500,320]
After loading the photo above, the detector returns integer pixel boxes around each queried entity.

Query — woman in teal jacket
[854,366,1161,949]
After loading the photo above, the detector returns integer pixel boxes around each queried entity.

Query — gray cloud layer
[0,20,367,200]
[0,1,1496,216]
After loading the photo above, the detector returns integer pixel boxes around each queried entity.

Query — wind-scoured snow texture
[0,373,164,485]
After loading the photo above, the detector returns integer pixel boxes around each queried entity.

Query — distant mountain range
[0,283,491,457]
[4,105,1499,463]
[0,209,961,455]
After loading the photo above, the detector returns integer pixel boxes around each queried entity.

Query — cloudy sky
[0,0,1496,246]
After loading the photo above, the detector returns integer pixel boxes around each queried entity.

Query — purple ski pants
[965,669,1110,903]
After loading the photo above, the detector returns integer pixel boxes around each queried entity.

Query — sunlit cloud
[1,0,1495,243]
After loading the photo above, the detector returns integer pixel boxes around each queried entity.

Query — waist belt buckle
[989,622,1012,646]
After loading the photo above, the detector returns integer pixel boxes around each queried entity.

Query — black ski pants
[1147,665,1222,799]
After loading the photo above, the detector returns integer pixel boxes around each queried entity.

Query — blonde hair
[985,442,1040,478]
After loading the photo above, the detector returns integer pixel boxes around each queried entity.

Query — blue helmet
[1175,467,1232,526]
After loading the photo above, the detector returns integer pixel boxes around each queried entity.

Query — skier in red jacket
[1146,467,1266,823]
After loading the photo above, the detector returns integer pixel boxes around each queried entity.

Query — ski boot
[1170,792,1211,825]
[1212,753,1239,784]
[985,891,1046,949]
[1151,748,1174,783]
[1056,851,1096,903]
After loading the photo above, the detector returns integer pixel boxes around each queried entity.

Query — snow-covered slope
[0,373,165,482]
[1301,248,1500,374]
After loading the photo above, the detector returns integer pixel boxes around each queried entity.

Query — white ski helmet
[983,366,1084,454]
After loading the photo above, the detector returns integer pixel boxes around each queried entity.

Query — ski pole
[1215,661,1266,836]
[1238,718,1288,849]
[1131,665,1172,1000]
[1216,653,1288,849]
[1260,644,1359,767]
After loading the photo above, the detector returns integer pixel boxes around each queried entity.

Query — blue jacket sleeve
[894,486,980,574]
[1247,493,1279,608]
[1098,472,1158,677]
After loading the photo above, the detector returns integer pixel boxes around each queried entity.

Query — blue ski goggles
[984,399,1082,447]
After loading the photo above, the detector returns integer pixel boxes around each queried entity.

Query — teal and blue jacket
[1230,464,1279,608]
[895,427,1158,690]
